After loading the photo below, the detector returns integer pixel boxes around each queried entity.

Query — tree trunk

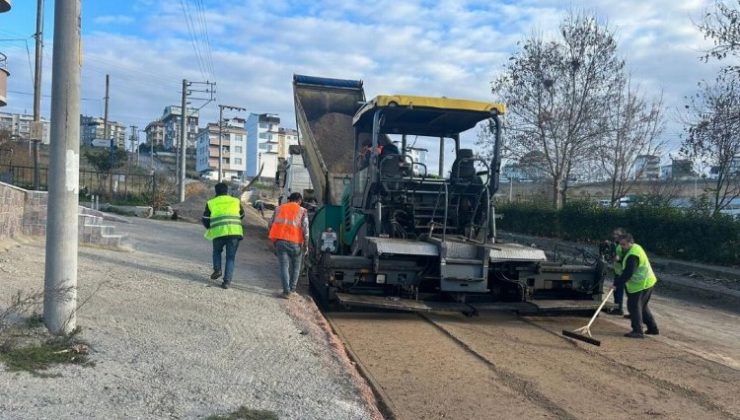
[552,177,564,209]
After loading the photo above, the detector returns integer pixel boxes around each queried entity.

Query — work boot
[606,307,624,316]
[210,270,222,280]
[281,291,291,299]
[220,281,229,289]
[645,327,660,335]
[624,331,645,339]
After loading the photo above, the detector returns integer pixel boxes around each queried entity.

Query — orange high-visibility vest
[269,202,307,244]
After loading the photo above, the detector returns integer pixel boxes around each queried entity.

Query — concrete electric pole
[104,74,114,197]
[31,0,44,190]
[44,0,81,335]
[178,79,189,202]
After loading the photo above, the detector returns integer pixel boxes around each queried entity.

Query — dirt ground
[329,291,740,420]
[0,217,379,419]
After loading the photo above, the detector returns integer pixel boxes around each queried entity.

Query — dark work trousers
[213,236,241,283]
[613,281,625,310]
[626,286,658,333]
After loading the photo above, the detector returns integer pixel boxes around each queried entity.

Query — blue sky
[0,0,727,164]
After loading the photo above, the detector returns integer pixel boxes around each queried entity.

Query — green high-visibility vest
[622,243,657,293]
[613,244,625,276]
[204,195,244,240]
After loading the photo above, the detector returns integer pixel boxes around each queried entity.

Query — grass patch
[23,313,44,329]
[0,334,93,377]
[206,406,279,420]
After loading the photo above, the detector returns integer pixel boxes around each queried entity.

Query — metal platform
[335,293,605,315]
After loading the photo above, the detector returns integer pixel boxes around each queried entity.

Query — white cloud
[2,0,730,167]
[93,15,135,26]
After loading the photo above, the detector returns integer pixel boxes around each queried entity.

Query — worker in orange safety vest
[268,192,309,298]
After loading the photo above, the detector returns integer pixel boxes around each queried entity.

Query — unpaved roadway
[329,293,740,419]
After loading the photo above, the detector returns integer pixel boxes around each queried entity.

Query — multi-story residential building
[80,115,126,148]
[160,105,199,150]
[660,159,696,180]
[403,145,428,174]
[632,155,660,180]
[246,113,281,179]
[195,118,247,181]
[144,120,165,148]
[0,112,50,144]
[277,127,299,159]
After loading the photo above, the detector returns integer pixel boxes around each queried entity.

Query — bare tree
[598,80,665,206]
[682,73,740,215]
[489,13,625,208]
[698,0,740,70]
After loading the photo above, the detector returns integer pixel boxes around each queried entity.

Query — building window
[234,146,242,153]
[234,158,242,165]
[259,123,268,129]
[259,144,268,150]
[259,133,269,139]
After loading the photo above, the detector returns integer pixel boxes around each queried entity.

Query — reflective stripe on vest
[622,243,657,293]
[269,202,306,244]
[204,195,244,240]
[613,244,624,275]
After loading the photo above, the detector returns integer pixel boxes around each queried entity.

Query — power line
[24,40,34,86]
[8,89,100,101]
[179,0,208,80]
[195,0,216,82]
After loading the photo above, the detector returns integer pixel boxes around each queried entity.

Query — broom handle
[585,287,615,329]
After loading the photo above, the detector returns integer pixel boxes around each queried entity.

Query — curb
[322,311,398,420]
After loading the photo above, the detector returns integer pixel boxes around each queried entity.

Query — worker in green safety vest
[202,182,245,289]
[615,233,659,338]
[606,227,629,316]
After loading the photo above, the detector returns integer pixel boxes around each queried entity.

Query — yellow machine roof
[353,95,506,137]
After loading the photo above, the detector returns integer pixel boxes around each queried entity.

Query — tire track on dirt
[520,316,740,419]
[417,313,577,420]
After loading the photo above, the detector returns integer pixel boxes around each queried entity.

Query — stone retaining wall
[0,182,126,247]
[0,182,26,239]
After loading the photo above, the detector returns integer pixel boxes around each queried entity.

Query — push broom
[562,287,615,346]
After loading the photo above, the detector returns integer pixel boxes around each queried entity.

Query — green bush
[497,201,740,265]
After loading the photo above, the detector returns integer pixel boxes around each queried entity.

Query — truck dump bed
[293,75,365,205]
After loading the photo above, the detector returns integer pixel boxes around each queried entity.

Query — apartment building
[245,113,281,179]
[277,127,299,159]
[144,120,165,148]
[195,118,247,181]
[0,112,50,144]
[160,105,199,150]
[632,155,660,180]
[80,115,126,148]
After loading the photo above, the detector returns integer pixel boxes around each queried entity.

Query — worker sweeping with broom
[615,233,660,338]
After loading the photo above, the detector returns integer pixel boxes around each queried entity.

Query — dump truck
[293,74,606,312]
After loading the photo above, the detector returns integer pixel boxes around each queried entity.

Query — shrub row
[496,202,740,265]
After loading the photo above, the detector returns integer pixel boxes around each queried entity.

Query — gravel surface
[0,217,380,420]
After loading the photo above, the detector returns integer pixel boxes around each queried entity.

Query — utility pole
[217,104,246,182]
[31,0,44,190]
[130,125,138,165]
[44,0,81,335]
[218,105,223,182]
[178,79,188,202]
[104,74,113,197]
[177,79,215,201]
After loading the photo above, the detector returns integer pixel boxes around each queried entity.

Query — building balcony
[0,52,8,107]
[209,138,230,147]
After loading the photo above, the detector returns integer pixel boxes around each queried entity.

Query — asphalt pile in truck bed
[309,112,356,174]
